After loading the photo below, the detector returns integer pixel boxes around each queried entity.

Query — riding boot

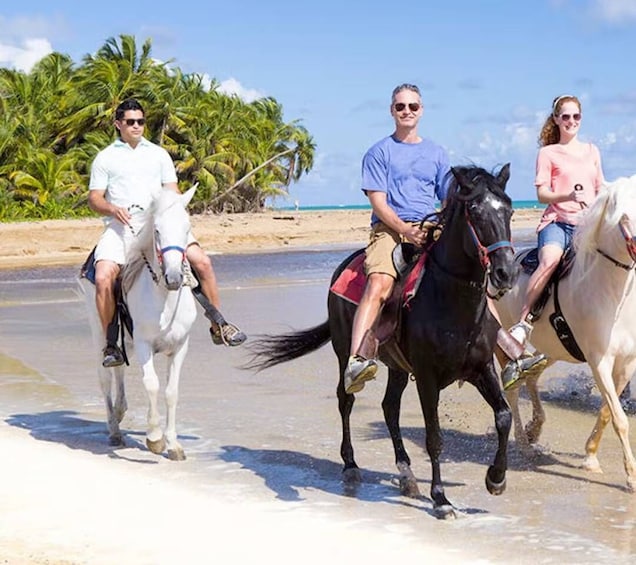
[496,324,547,391]
[102,313,124,368]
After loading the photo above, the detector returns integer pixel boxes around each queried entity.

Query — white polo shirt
[89,137,178,215]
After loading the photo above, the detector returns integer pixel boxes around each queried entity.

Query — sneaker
[102,344,124,368]
[344,355,378,394]
[210,323,247,347]
[501,353,548,391]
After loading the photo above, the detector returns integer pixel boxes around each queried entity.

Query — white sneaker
[344,355,378,394]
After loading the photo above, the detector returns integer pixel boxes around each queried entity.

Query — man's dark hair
[115,98,145,120]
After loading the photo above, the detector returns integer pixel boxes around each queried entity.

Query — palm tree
[0,33,317,219]
[59,34,165,147]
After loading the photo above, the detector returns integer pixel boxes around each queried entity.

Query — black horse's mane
[435,165,511,227]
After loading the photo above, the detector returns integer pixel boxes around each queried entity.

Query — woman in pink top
[508,94,605,349]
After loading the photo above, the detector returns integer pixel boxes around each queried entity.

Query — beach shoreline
[0,208,543,270]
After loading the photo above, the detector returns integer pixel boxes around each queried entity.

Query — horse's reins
[572,185,635,270]
[596,214,636,271]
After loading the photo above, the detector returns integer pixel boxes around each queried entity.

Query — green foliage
[0,34,315,220]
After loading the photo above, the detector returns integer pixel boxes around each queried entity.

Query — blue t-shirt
[361,135,451,225]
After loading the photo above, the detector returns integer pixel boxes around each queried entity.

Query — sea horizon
[271,199,542,212]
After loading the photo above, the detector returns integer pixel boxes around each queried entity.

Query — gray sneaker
[102,344,124,368]
[344,355,378,394]
[210,323,247,347]
[501,353,547,391]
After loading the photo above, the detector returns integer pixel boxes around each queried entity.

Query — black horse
[247,164,518,519]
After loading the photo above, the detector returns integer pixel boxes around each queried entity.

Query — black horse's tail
[243,321,331,371]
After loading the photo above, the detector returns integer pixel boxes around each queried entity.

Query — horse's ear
[451,167,472,195]
[181,183,198,208]
[497,163,511,189]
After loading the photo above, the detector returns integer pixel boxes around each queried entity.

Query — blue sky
[1,1,636,206]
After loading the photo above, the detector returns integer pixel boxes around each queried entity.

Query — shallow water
[1,234,635,563]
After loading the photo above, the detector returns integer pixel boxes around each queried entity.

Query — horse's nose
[164,273,183,291]
[491,258,519,290]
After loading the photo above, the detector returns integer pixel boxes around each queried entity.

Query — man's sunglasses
[121,118,146,126]
[559,113,581,122]
[394,102,421,112]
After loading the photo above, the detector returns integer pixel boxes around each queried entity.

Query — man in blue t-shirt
[344,83,451,394]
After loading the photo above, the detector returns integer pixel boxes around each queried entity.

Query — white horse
[495,175,636,491]
[80,187,197,460]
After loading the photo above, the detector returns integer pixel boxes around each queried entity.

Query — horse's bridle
[464,209,514,299]
[127,205,188,286]
[596,213,636,271]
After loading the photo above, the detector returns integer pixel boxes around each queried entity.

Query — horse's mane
[575,176,636,256]
[121,190,184,292]
[437,165,511,226]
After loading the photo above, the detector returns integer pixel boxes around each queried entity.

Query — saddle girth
[549,277,586,362]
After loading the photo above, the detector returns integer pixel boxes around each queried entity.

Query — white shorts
[94,221,197,265]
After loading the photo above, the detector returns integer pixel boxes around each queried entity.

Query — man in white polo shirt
[88,98,246,367]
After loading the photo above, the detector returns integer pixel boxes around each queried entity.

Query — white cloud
[217,78,265,103]
[0,38,52,72]
[589,0,636,23]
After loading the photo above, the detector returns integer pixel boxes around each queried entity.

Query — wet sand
[1,219,635,563]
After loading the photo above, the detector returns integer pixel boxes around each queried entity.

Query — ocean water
[274,200,541,212]
[0,227,537,298]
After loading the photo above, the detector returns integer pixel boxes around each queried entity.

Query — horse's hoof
[399,476,421,498]
[109,434,125,447]
[167,448,186,461]
[342,467,362,485]
[434,504,457,520]
[525,423,543,445]
[146,436,166,454]
[581,455,603,474]
[486,473,506,496]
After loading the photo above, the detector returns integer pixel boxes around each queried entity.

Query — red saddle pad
[329,251,426,307]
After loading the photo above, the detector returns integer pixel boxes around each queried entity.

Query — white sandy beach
[4,206,631,565]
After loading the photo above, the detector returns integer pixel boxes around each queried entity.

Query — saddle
[329,243,428,372]
[517,246,585,361]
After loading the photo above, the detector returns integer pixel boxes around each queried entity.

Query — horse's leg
[330,300,362,485]
[586,358,636,491]
[113,365,128,425]
[474,364,511,496]
[136,341,165,455]
[583,358,636,480]
[524,372,546,445]
[505,386,531,453]
[163,341,189,461]
[414,377,455,519]
[382,368,419,497]
[582,402,610,474]
[84,281,125,447]
[97,364,125,446]
[337,354,361,484]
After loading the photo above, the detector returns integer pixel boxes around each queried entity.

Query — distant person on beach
[343,83,451,394]
[501,94,604,387]
[88,98,246,368]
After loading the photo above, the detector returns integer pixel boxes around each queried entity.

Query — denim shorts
[537,221,575,250]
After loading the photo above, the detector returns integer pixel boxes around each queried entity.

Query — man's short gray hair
[391,83,421,103]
